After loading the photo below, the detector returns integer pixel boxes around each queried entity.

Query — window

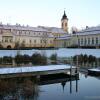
[5,39,8,42]
[92,37,94,45]
[22,40,25,43]
[78,39,80,45]
[65,23,67,26]
[64,41,66,47]
[40,40,42,43]
[34,40,36,43]
[30,40,32,43]
[19,31,22,34]
[96,37,98,45]
[84,38,87,45]
[9,39,12,43]
[81,38,83,45]
[23,31,26,34]
[88,38,90,45]
[29,32,30,35]
[50,40,52,43]
[17,31,19,34]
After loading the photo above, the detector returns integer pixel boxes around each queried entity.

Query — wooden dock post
[70,57,72,76]
[76,55,79,75]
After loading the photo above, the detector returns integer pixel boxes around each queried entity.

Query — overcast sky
[0,0,100,30]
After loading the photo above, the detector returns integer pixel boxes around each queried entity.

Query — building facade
[0,11,68,49]
[73,27,100,48]
[0,11,99,49]
[59,26,100,48]
[0,24,54,49]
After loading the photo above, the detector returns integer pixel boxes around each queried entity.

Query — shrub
[15,55,23,65]
[49,53,58,64]
[31,53,47,65]
[50,53,57,61]
[2,56,13,64]
[23,54,31,64]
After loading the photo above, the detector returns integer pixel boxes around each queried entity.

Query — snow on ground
[88,68,100,72]
[0,65,75,75]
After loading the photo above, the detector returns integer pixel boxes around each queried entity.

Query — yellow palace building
[0,11,99,49]
[0,11,68,49]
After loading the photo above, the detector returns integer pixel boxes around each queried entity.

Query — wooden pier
[88,68,100,76]
[0,65,78,78]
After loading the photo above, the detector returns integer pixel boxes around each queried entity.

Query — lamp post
[76,55,79,74]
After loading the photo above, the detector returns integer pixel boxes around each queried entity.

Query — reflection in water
[70,78,72,94]
[0,74,79,100]
[76,78,78,92]
[39,74,79,95]
[0,77,39,100]
[2,74,100,100]
[67,75,79,94]
[61,81,66,92]
[85,73,88,78]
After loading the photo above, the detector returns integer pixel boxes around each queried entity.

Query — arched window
[65,23,67,27]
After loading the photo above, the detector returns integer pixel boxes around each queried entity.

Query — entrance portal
[7,45,12,49]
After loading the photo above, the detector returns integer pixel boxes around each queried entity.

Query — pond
[0,48,100,57]
[0,48,100,100]
[0,73,100,100]
[38,73,100,100]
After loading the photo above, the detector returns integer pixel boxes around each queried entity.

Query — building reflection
[39,73,79,94]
